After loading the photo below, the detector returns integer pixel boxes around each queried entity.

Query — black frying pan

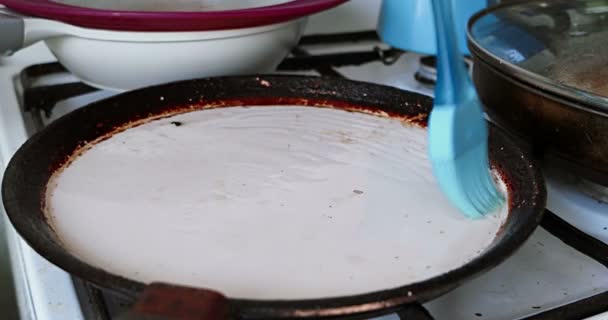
[468,0,608,187]
[2,76,545,319]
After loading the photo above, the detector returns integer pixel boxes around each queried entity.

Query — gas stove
[1,2,608,320]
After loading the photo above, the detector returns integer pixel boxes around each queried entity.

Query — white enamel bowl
[8,15,307,90]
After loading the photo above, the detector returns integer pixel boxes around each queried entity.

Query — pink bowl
[0,0,349,31]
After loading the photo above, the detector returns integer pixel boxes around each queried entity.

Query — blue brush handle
[430,0,471,106]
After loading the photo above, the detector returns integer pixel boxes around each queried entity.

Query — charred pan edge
[48,97,429,179]
[1,75,544,319]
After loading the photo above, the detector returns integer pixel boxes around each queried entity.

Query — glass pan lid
[468,0,608,112]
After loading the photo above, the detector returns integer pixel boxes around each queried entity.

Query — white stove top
[1,1,608,319]
[0,43,84,320]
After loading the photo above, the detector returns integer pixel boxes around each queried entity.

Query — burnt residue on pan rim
[45,96,429,175]
[41,98,429,230]
[2,75,545,319]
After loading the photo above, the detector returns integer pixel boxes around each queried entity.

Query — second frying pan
[468,0,608,186]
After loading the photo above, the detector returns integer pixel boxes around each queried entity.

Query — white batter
[45,106,509,300]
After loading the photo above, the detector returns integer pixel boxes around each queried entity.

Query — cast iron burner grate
[16,31,608,320]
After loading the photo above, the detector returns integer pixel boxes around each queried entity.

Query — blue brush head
[428,0,505,219]
[428,92,505,219]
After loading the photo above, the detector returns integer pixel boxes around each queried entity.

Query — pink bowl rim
[0,0,349,31]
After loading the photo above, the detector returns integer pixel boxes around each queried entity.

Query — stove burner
[414,55,472,85]
[415,56,438,85]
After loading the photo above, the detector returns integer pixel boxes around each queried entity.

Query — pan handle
[0,8,75,56]
[0,10,24,56]
[116,283,231,320]
[115,282,434,320]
